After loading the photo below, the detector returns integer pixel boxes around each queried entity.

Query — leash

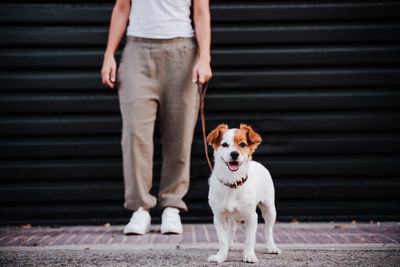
[197,82,213,172]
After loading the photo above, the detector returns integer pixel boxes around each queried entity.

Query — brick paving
[0,223,399,247]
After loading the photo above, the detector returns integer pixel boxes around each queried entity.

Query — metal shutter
[1,0,399,225]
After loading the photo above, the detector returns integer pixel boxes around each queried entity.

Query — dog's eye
[240,142,247,148]
[222,143,229,148]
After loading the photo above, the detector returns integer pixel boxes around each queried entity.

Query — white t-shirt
[126,0,195,39]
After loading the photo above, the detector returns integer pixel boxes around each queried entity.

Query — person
[100,0,212,235]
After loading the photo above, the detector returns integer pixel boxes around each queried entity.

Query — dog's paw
[266,246,281,254]
[208,253,227,263]
[228,240,236,250]
[243,251,258,263]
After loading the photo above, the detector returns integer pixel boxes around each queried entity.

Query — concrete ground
[1,223,399,266]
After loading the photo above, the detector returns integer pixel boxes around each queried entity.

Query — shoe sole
[124,224,151,235]
[160,227,183,235]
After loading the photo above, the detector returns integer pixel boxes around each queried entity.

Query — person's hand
[192,58,212,84]
[101,53,117,88]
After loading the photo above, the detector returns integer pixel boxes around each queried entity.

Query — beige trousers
[117,36,199,212]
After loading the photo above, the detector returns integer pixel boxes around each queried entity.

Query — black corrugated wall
[1,1,400,225]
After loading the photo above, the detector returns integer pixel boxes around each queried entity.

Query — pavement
[1,222,399,266]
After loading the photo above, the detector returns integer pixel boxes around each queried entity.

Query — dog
[206,124,281,263]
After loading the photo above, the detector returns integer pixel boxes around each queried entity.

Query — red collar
[218,175,248,189]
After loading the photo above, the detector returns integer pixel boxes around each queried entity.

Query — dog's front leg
[243,212,258,263]
[228,217,237,249]
[208,213,229,263]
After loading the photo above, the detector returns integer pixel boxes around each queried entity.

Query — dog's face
[207,124,262,172]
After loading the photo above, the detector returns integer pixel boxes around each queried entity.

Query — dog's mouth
[225,161,241,172]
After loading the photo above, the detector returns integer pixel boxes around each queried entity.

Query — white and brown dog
[207,124,281,263]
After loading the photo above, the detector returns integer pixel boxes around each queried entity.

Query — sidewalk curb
[2,243,399,251]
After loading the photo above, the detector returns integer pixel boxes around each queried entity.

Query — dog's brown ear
[207,124,228,148]
[240,124,262,147]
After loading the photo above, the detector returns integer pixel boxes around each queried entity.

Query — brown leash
[197,82,213,172]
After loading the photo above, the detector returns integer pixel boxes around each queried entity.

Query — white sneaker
[123,207,151,235]
[161,207,183,234]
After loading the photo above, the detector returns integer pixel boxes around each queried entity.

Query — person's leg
[118,37,161,211]
[158,38,200,211]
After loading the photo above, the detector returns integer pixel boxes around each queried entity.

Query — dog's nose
[230,151,239,160]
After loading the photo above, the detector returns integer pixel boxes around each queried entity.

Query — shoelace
[130,209,147,224]
[163,209,180,223]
